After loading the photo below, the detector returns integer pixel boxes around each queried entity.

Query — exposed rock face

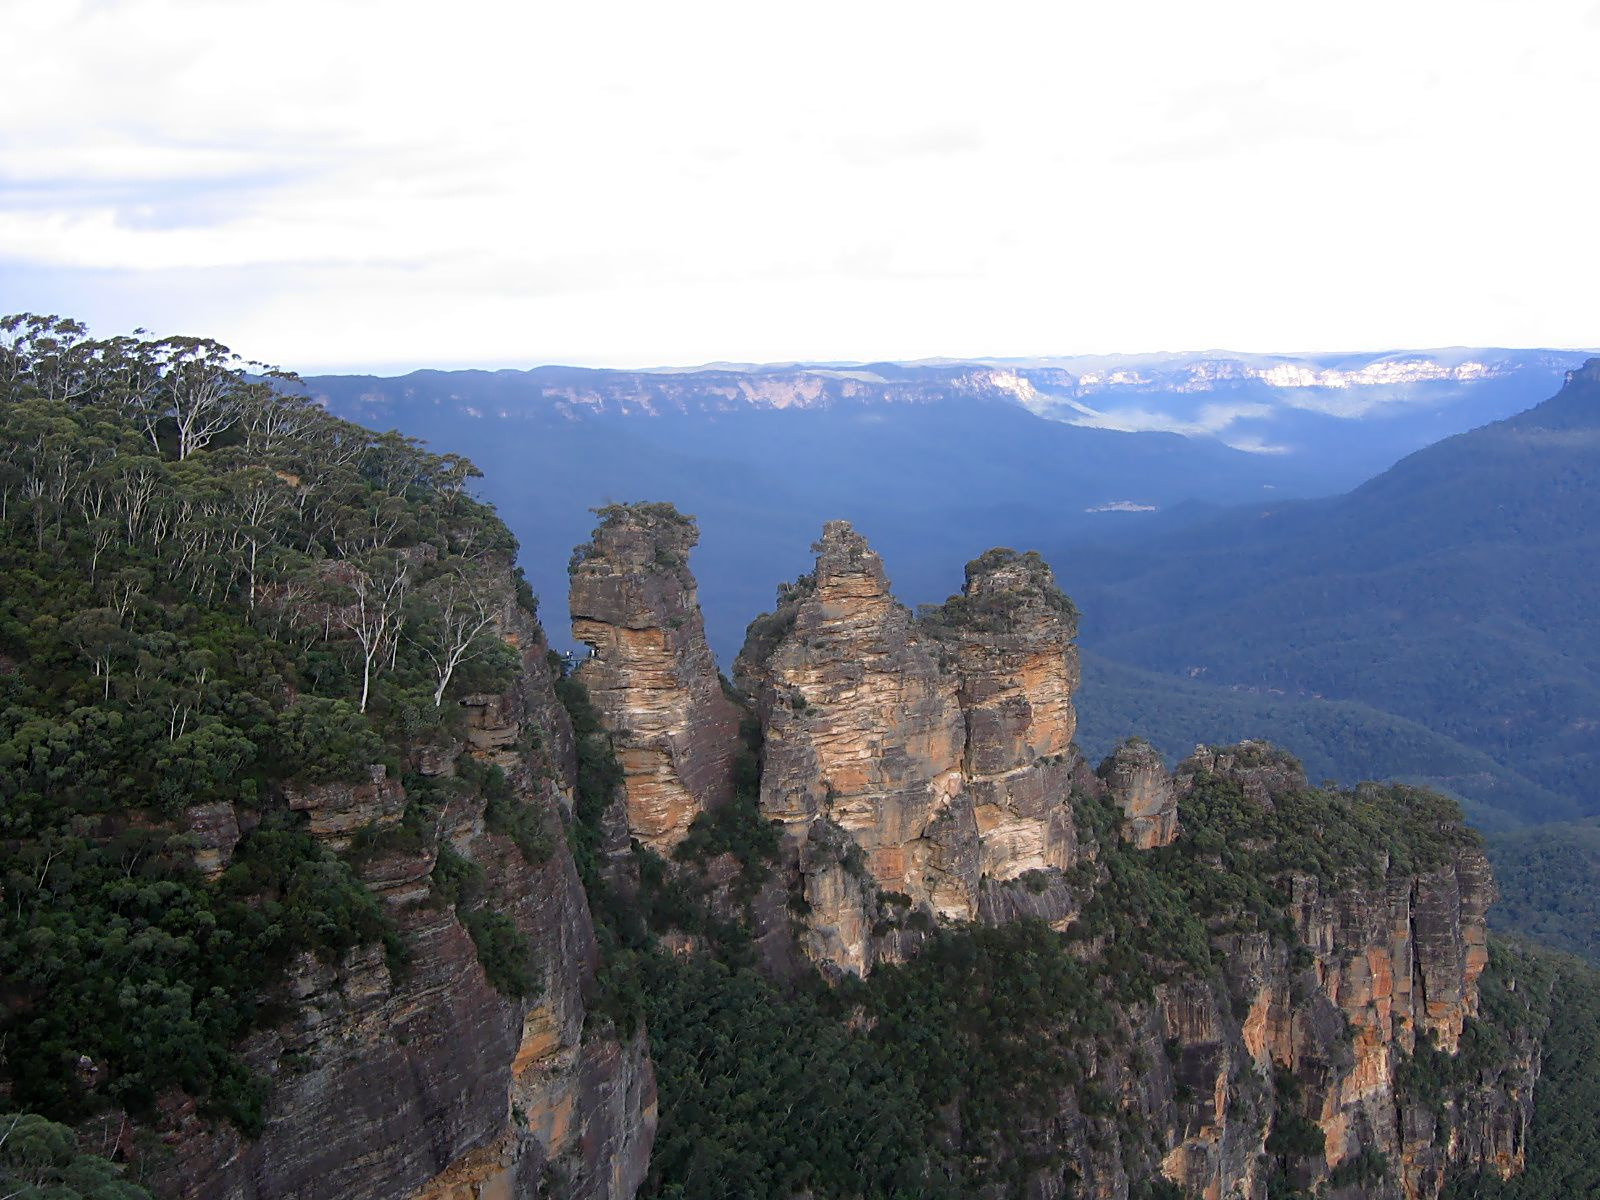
[922,748,1526,1200]
[184,800,242,880]
[735,526,1086,974]
[1098,738,1179,849]
[570,504,740,853]
[932,549,1083,883]
[284,764,406,851]
[1145,753,1520,1200]
[143,569,654,1200]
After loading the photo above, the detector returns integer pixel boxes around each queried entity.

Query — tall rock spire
[736,526,1089,974]
[569,502,740,853]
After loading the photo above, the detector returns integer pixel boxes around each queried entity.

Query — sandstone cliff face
[1099,738,1179,849]
[1088,754,1522,1200]
[900,748,1526,1200]
[144,569,654,1200]
[930,549,1083,885]
[578,515,1531,1200]
[734,526,1089,975]
[735,521,966,975]
[570,504,740,854]
[161,510,1533,1200]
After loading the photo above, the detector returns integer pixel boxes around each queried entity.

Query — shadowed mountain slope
[1056,361,1600,826]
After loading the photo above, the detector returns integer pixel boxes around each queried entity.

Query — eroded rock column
[737,526,1091,972]
[1100,738,1179,849]
[569,502,740,854]
[925,548,1083,883]
[735,521,968,973]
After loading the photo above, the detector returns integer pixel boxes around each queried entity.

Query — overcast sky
[3,0,1598,371]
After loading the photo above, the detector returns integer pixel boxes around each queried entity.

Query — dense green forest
[1484,819,1600,966]
[1055,360,1600,830]
[1075,652,1564,829]
[0,1110,150,1199]
[0,315,538,1155]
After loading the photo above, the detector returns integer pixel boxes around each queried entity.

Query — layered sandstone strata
[1099,738,1180,849]
[929,549,1083,881]
[570,503,740,853]
[144,567,654,1200]
[1142,755,1517,1200]
[736,525,1089,973]
[948,746,1525,1200]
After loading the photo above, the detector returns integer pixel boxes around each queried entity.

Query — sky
[2,0,1598,372]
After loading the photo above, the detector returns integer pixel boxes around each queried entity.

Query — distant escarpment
[570,503,1542,1200]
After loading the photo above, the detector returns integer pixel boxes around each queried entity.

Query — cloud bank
[2,0,1597,370]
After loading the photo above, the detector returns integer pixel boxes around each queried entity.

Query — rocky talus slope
[147,573,656,1200]
[574,509,1536,1199]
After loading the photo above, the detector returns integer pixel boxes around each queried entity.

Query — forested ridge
[0,314,544,1195]
[1482,819,1600,966]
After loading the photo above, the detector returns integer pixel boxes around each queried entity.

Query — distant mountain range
[1060,359,1600,829]
[308,349,1599,829]
[305,346,1588,668]
[317,349,1589,489]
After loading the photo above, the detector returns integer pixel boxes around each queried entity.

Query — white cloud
[1,0,1598,369]
[1062,399,1277,437]
[1222,436,1293,456]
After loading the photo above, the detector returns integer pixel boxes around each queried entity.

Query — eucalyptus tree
[332,551,412,713]
[412,559,506,707]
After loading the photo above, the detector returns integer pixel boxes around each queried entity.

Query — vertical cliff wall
[734,525,1095,975]
[143,570,655,1200]
[1144,755,1518,1200]
[569,504,740,854]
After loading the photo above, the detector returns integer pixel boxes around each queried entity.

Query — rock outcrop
[1104,753,1520,1200]
[283,764,407,851]
[1179,739,1308,809]
[735,525,1089,974]
[142,568,655,1200]
[929,548,1083,883]
[570,503,740,853]
[721,523,1529,1198]
[1099,738,1179,849]
[134,512,1540,1200]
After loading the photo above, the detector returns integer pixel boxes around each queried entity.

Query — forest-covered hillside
[0,314,571,1196]
[1056,361,1600,830]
